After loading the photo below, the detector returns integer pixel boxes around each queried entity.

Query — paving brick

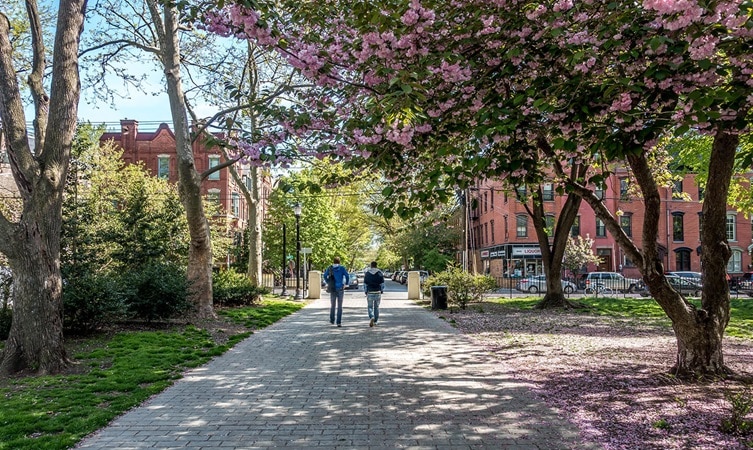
[74,291,601,450]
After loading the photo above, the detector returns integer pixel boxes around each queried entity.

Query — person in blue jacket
[363,261,385,327]
[323,257,349,327]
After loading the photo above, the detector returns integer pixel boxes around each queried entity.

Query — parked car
[345,272,359,290]
[392,270,404,282]
[667,271,702,284]
[734,272,753,296]
[579,272,643,293]
[515,275,577,294]
[639,274,702,297]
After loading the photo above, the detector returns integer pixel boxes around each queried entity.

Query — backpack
[325,266,336,292]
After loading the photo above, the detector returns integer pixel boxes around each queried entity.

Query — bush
[213,269,269,307]
[0,306,11,340]
[122,262,191,322]
[721,390,753,435]
[63,272,128,335]
[424,265,497,310]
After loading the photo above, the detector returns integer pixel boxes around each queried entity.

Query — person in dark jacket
[363,261,385,327]
[323,257,349,327]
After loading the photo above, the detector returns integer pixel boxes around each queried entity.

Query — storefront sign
[480,250,489,258]
[512,246,542,257]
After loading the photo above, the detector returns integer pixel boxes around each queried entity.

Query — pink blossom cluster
[200,0,752,173]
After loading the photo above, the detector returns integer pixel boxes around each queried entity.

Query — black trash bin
[431,285,448,310]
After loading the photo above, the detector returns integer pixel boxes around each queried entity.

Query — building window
[542,183,554,201]
[728,249,742,273]
[516,186,527,201]
[207,189,221,205]
[490,189,494,209]
[672,212,684,242]
[596,218,606,237]
[208,155,221,180]
[232,192,240,217]
[727,213,736,241]
[619,178,629,200]
[545,214,555,234]
[675,248,691,271]
[620,214,632,237]
[490,219,495,243]
[698,186,705,201]
[484,192,488,213]
[594,183,604,201]
[484,222,488,244]
[157,156,170,179]
[516,215,528,238]
[571,216,580,237]
[673,180,684,198]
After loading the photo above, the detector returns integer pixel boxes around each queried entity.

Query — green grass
[218,298,305,328]
[488,295,753,339]
[0,298,303,450]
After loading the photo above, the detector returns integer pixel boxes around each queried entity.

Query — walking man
[363,261,385,327]
[323,257,349,327]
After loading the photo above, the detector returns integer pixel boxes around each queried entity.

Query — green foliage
[425,265,496,310]
[212,269,269,307]
[421,248,451,273]
[62,272,127,335]
[720,390,753,436]
[652,419,671,430]
[122,263,191,322]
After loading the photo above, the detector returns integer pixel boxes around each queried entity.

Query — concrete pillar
[408,271,421,299]
[308,271,321,299]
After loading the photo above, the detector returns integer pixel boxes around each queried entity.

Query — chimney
[120,119,138,152]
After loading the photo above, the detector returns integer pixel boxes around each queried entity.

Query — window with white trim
[208,155,221,180]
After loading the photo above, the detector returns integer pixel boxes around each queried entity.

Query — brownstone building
[469,169,753,281]
[100,119,271,245]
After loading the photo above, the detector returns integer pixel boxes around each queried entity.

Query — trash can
[431,285,448,310]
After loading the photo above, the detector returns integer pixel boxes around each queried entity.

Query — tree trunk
[0,0,86,375]
[152,2,215,318]
[247,166,263,284]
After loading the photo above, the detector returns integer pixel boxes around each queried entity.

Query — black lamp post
[294,203,302,300]
[281,223,287,296]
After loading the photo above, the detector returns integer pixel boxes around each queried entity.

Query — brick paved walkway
[76,290,601,449]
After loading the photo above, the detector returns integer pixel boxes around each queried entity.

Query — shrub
[213,269,269,307]
[424,265,497,310]
[122,262,191,322]
[63,272,128,335]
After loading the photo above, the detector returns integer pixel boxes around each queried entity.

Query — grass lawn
[0,298,304,450]
[485,294,753,338]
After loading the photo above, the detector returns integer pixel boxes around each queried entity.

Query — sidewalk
[76,291,601,449]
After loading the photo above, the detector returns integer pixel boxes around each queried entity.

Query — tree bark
[0,0,86,375]
[569,131,737,379]
[247,166,263,284]
[149,1,215,318]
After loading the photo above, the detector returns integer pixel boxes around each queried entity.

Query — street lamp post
[281,223,287,296]
[294,203,302,300]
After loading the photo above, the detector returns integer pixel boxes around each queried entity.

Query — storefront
[481,244,543,278]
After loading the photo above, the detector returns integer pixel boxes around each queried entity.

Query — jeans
[366,292,381,323]
[330,288,345,324]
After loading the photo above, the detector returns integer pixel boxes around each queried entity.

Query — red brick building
[469,170,753,280]
[100,119,271,241]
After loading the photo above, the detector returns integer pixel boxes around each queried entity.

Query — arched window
[674,247,691,271]
[727,249,742,273]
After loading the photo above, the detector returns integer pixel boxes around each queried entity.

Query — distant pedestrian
[323,257,349,327]
[363,261,385,327]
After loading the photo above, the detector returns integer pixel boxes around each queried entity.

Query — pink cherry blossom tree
[205,0,753,379]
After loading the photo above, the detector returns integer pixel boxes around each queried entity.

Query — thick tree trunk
[2,227,69,374]
[153,2,215,318]
[0,0,86,374]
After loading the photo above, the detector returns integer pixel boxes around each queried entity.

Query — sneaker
[373,321,378,326]
[369,318,374,327]
[330,321,334,325]
[337,324,342,327]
